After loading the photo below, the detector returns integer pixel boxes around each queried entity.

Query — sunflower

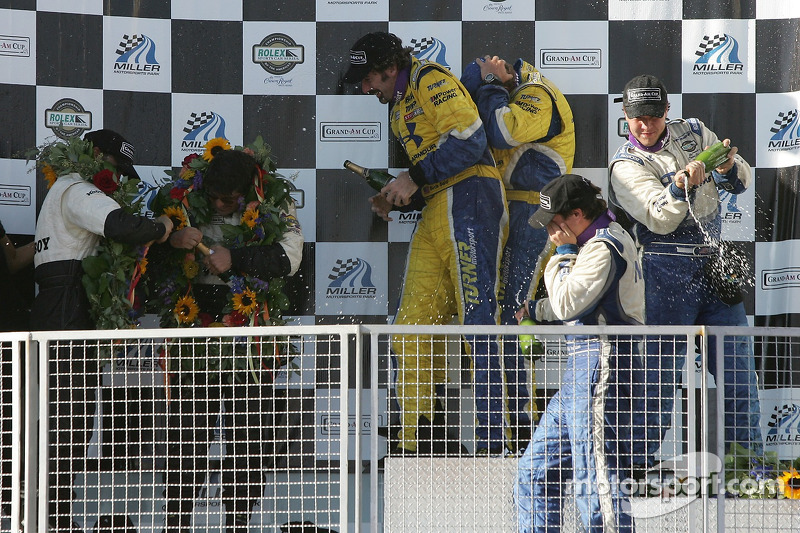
[182,257,199,279]
[202,137,231,161]
[174,295,199,325]
[163,205,189,230]
[43,164,58,189]
[241,207,259,229]
[232,287,259,316]
[779,468,800,499]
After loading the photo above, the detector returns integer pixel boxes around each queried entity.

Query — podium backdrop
[0,0,799,330]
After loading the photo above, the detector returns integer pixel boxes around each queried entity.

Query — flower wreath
[26,137,148,330]
[146,135,294,329]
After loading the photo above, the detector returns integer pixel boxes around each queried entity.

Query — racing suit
[31,173,168,531]
[462,59,576,447]
[164,193,303,532]
[390,56,509,453]
[515,218,645,533]
[609,118,762,459]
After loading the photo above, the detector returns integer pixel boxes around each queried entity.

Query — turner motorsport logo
[767,109,800,152]
[45,98,92,138]
[326,258,377,299]
[253,33,304,75]
[320,122,380,142]
[113,34,161,75]
[0,35,30,57]
[761,267,800,290]
[181,111,227,152]
[540,49,601,69]
[692,34,744,74]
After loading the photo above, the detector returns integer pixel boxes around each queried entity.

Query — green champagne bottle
[695,141,731,173]
[519,317,543,357]
[343,160,395,192]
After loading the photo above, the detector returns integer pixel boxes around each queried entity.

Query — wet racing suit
[390,56,509,453]
[609,118,762,460]
[31,172,168,531]
[462,58,575,447]
[515,217,645,533]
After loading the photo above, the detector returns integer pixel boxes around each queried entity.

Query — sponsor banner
[133,165,173,218]
[314,242,388,315]
[36,85,103,145]
[387,196,421,242]
[461,0,535,22]
[389,21,463,78]
[0,159,36,235]
[756,0,800,19]
[681,20,755,94]
[315,0,388,22]
[170,93,243,163]
[608,0,681,21]
[315,95,387,169]
[719,185,755,242]
[760,388,800,460]
[534,21,608,95]
[755,240,800,316]
[0,10,35,85]
[606,94,684,164]
[35,0,102,15]
[103,16,171,93]
[282,168,316,242]
[314,389,388,460]
[170,0,242,21]
[756,91,800,168]
[243,22,316,95]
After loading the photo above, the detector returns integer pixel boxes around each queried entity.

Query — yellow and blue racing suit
[391,57,509,453]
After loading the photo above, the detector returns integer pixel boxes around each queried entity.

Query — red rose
[169,187,188,200]
[198,313,214,328]
[92,169,119,194]
[182,154,199,167]
[222,311,248,327]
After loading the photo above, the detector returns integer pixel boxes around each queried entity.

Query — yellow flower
[163,206,189,230]
[43,165,58,189]
[138,256,148,275]
[174,295,199,325]
[241,208,259,229]
[232,287,258,315]
[202,137,231,161]
[179,167,196,180]
[182,257,199,279]
[779,468,800,499]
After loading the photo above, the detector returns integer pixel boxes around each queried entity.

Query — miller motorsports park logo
[253,33,304,75]
[765,402,800,447]
[113,33,161,75]
[319,122,380,142]
[410,36,449,69]
[540,49,601,69]
[692,34,743,75]
[0,35,30,57]
[181,111,227,151]
[326,258,377,299]
[45,98,92,139]
[768,109,800,152]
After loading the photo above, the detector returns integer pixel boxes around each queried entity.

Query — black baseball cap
[621,74,669,118]
[343,32,404,83]
[83,129,140,180]
[528,174,601,228]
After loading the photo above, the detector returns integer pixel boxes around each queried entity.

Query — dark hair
[373,46,413,74]
[558,181,607,221]
[203,148,258,196]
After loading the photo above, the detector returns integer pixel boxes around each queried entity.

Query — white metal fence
[1,325,799,533]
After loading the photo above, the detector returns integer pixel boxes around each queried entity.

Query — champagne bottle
[695,141,731,173]
[343,160,395,192]
[196,243,233,283]
[519,317,543,357]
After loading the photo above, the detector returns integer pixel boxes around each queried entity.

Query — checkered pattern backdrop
[0,2,799,326]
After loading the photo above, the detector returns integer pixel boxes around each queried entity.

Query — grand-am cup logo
[44,98,92,139]
[540,49,602,69]
[0,185,32,206]
[627,88,662,104]
[0,35,30,57]
[319,122,380,142]
[253,33,304,75]
[761,267,800,290]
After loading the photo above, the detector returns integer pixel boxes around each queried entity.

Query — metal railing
[1,325,798,532]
